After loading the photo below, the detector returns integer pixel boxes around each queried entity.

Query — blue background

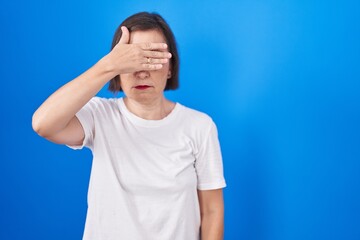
[1,0,359,239]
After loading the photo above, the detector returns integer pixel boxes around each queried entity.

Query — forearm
[32,27,171,137]
[32,56,115,136]
[200,211,224,240]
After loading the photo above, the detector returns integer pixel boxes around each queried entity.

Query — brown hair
[108,12,180,93]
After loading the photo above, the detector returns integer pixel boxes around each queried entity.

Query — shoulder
[176,104,220,149]
[178,103,216,131]
[84,96,119,113]
[88,96,117,105]
[88,96,118,106]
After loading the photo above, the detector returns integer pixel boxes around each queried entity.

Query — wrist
[97,54,118,77]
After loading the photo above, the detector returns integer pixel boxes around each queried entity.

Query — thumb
[119,26,130,44]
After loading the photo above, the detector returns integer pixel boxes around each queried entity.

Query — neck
[123,95,175,120]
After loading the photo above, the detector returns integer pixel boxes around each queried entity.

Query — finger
[143,50,172,59]
[141,63,164,70]
[140,42,168,50]
[119,26,130,44]
[143,57,169,64]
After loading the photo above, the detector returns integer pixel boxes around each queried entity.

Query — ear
[167,71,172,79]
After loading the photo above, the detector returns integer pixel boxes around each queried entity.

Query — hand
[105,26,172,74]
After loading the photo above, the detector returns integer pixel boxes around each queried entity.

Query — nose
[134,70,150,79]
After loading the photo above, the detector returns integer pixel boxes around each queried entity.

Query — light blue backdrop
[1,0,359,239]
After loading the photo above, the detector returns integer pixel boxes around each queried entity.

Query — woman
[32,12,226,240]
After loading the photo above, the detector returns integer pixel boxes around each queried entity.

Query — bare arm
[32,26,171,145]
[32,60,113,144]
[198,189,225,240]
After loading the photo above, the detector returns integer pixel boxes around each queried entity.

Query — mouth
[134,85,151,90]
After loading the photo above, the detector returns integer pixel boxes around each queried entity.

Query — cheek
[151,68,169,81]
[119,73,131,80]
[119,74,132,86]
[157,63,170,75]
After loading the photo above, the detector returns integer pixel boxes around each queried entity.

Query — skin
[198,189,225,240]
[32,26,224,240]
[119,29,176,120]
[32,26,171,144]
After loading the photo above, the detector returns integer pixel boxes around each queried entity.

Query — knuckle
[152,51,159,57]
[143,64,152,69]
[143,42,151,49]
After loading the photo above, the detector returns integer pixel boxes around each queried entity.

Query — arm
[32,59,113,145]
[198,189,225,240]
[32,26,171,145]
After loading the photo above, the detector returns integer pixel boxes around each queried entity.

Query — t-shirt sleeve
[195,120,227,190]
[66,97,98,150]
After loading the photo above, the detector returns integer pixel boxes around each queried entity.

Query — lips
[134,85,151,90]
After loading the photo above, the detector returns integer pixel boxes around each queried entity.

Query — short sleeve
[195,120,227,190]
[66,97,98,150]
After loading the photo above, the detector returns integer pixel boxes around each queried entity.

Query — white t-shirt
[67,97,227,240]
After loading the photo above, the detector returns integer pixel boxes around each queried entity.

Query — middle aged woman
[32,12,227,240]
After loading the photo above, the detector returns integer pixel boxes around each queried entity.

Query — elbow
[32,112,48,137]
[32,113,42,136]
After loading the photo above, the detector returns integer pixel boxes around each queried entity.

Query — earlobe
[167,71,172,79]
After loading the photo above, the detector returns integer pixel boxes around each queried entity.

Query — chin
[128,92,162,103]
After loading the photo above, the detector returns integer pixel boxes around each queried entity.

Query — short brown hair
[108,12,180,93]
